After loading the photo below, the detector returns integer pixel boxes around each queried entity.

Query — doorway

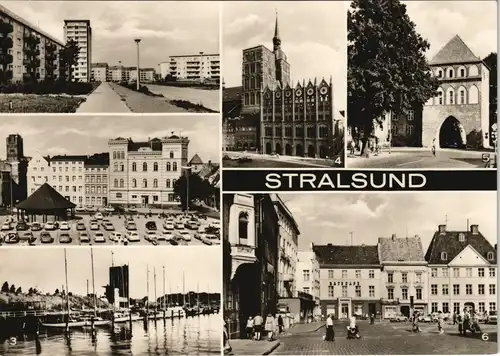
[401,305,410,317]
[341,303,349,319]
[439,116,466,149]
[141,196,149,207]
[368,303,376,316]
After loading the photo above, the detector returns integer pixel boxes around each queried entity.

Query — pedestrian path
[288,322,325,334]
[227,339,280,355]
[76,82,130,113]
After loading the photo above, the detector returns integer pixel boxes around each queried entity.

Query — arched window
[446,87,455,105]
[173,162,177,171]
[448,68,454,78]
[113,179,118,187]
[169,151,174,158]
[132,178,137,188]
[153,162,158,171]
[166,162,171,171]
[166,179,171,188]
[153,179,158,188]
[458,86,467,105]
[487,252,494,261]
[132,162,137,172]
[172,179,176,187]
[143,162,147,172]
[468,85,479,104]
[113,163,118,172]
[143,179,147,188]
[121,151,125,159]
[469,64,479,76]
[238,212,249,242]
[113,151,117,159]
[435,67,443,78]
[119,179,124,188]
[458,65,466,78]
[437,88,444,105]
[441,252,448,261]
[120,163,124,172]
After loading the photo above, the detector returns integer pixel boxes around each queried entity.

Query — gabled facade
[425,224,497,316]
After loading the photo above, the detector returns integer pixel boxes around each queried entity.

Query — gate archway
[439,116,466,149]
[265,142,272,154]
[275,143,282,155]
[285,144,292,156]
[295,144,303,157]
[307,145,315,158]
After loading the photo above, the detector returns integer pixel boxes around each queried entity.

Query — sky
[222,1,347,111]
[282,192,497,251]
[0,247,221,298]
[0,116,219,163]
[0,1,219,69]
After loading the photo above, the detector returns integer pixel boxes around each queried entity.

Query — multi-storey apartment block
[47,155,86,206]
[296,244,321,318]
[161,53,220,82]
[0,4,64,83]
[107,136,189,208]
[84,153,109,207]
[63,20,92,82]
[91,62,108,82]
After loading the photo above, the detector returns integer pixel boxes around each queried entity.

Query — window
[119,179,124,188]
[120,164,124,172]
[166,162,171,171]
[453,284,460,295]
[442,268,449,278]
[479,302,485,313]
[166,179,171,188]
[489,302,496,311]
[153,179,158,188]
[132,179,137,188]
[453,268,460,277]
[303,270,310,281]
[431,284,437,295]
[489,284,496,295]
[415,273,422,283]
[303,287,310,294]
[442,302,449,313]
[342,270,347,279]
[142,162,147,172]
[487,252,494,261]
[116,193,122,198]
[113,179,118,188]
[469,85,479,104]
[460,68,465,77]
[407,125,414,136]
[328,270,334,279]
[153,162,158,171]
[478,284,485,295]
[447,88,454,105]
[438,70,443,78]
[388,273,393,283]
[466,284,472,295]
[453,303,460,314]
[459,89,465,104]
[448,69,454,78]
[169,151,174,158]
[401,273,407,283]
[478,268,485,277]
[355,270,361,278]
[442,284,449,295]
[355,285,361,297]
[132,162,136,171]
[408,110,414,121]
[431,268,437,277]
[328,285,334,297]
[401,288,408,300]
[238,213,248,242]
[437,89,443,105]
[466,268,472,277]
[387,288,394,299]
[173,162,178,171]
[489,268,496,277]
[342,285,348,297]
[369,270,374,279]
[431,302,438,313]
[142,179,147,188]
[369,286,375,297]
[441,252,447,261]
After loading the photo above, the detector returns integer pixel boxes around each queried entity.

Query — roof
[92,63,108,68]
[64,19,91,25]
[197,164,220,180]
[271,194,300,235]
[84,153,109,166]
[430,35,480,65]
[16,183,76,211]
[50,155,87,162]
[189,154,204,165]
[223,86,242,102]
[168,53,219,59]
[425,226,496,264]
[378,236,426,262]
[128,141,162,152]
[313,245,380,266]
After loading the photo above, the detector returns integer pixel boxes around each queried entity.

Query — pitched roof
[378,236,426,262]
[189,154,204,165]
[223,86,242,102]
[16,183,76,211]
[313,244,380,266]
[424,226,496,264]
[50,155,88,161]
[430,35,480,65]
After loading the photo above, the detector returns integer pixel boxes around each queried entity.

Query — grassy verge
[156,82,219,90]
[170,99,218,113]
[0,95,86,113]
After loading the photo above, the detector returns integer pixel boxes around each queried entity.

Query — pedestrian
[245,316,254,340]
[277,314,284,334]
[453,312,457,325]
[370,313,375,325]
[437,311,444,334]
[325,314,334,341]
[223,321,232,354]
[432,138,436,157]
[457,312,463,335]
[264,313,276,341]
[253,314,263,341]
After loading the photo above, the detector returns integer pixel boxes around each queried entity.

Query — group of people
[324,313,359,341]
[245,314,284,342]
[411,308,484,336]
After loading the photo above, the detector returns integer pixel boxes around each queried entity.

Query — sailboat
[81,248,110,327]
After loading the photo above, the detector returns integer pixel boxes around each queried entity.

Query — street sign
[482,153,491,163]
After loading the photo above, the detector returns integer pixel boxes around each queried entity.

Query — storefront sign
[331,281,360,286]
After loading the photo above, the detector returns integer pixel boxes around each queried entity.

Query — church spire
[273,11,281,51]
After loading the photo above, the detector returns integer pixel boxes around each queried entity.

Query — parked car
[19,231,35,244]
[103,222,115,231]
[128,207,138,213]
[94,232,106,243]
[110,232,123,242]
[144,230,158,243]
[86,205,96,212]
[75,206,86,212]
[390,314,408,322]
[30,222,43,231]
[59,233,72,244]
[177,231,191,242]
[1,222,12,231]
[95,212,104,220]
[125,222,137,231]
[79,231,90,243]
[185,221,198,230]
[163,222,175,231]
[174,222,185,230]
[169,239,179,246]
[44,222,56,231]
[4,232,19,244]
[90,222,100,231]
[76,222,86,231]
[209,221,220,229]
[486,311,497,324]
[145,221,157,230]
[59,222,71,231]
[16,221,29,231]
[40,231,54,244]
[126,231,140,242]
[160,231,174,241]
[206,234,220,245]
[104,206,115,212]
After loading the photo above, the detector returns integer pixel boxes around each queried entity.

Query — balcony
[282,273,294,282]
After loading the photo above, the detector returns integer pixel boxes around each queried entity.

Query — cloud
[225,14,263,35]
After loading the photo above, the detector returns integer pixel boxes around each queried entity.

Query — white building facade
[64,20,92,82]
[296,244,321,316]
[26,152,50,196]
[162,53,220,82]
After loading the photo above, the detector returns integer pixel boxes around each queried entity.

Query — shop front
[381,298,400,319]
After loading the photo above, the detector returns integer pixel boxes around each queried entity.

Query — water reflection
[0,313,221,355]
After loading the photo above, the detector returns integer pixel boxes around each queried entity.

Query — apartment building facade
[91,62,108,82]
[84,153,109,207]
[107,136,189,208]
[296,244,321,316]
[162,53,220,82]
[64,20,92,82]
[0,4,64,83]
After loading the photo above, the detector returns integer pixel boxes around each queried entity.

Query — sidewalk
[228,339,280,355]
[227,151,336,167]
[287,321,324,334]
[76,82,130,113]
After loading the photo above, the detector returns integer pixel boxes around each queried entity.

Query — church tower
[273,12,290,88]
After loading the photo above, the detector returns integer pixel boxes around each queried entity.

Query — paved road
[346,149,489,168]
[0,213,220,247]
[76,82,130,113]
[273,321,497,355]
[223,152,340,168]
[146,84,220,112]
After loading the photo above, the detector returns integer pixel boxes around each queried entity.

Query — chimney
[391,233,396,241]
[470,224,479,235]
[438,224,447,234]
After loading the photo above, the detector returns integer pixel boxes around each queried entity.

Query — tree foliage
[15,287,22,294]
[59,39,80,83]
[1,281,8,293]
[484,52,497,106]
[9,284,15,293]
[173,172,213,211]
[348,0,439,148]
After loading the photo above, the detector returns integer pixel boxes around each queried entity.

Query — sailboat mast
[162,266,166,310]
[197,281,199,310]
[91,248,97,317]
[154,267,157,313]
[182,271,185,306]
[146,265,150,315]
[64,249,70,318]
[207,283,210,306]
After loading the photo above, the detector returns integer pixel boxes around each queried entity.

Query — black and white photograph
[221,1,346,168]
[0,246,221,355]
[0,1,220,113]
[0,116,220,246]
[222,192,497,355]
[347,0,497,168]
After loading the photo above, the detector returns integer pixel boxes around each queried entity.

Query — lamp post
[134,39,141,91]
[181,166,192,213]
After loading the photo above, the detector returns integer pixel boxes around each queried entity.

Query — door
[341,303,349,319]
[368,303,376,316]
[401,305,410,317]
[142,196,149,207]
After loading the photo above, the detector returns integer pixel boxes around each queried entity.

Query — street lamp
[134,39,141,91]
[181,166,192,213]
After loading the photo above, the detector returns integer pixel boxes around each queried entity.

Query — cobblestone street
[272,321,497,355]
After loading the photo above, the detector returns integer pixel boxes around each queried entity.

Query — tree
[9,284,15,293]
[59,39,80,83]
[483,52,497,145]
[348,0,439,155]
[1,282,8,293]
[54,288,60,295]
[165,74,177,82]
[28,287,33,295]
[15,287,22,295]
[173,172,212,211]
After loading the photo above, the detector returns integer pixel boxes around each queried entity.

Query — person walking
[277,314,284,334]
[223,321,232,354]
[325,314,334,341]
[437,311,444,334]
[253,314,263,341]
[245,316,254,340]
[264,313,276,341]
[432,138,437,157]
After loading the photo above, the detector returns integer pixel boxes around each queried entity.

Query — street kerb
[262,341,281,355]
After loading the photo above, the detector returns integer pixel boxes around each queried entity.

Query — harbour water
[0,312,221,355]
